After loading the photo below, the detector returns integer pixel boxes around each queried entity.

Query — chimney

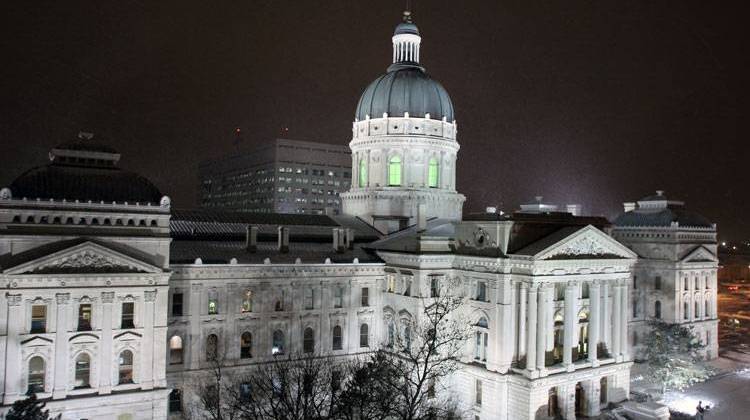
[346,228,355,250]
[245,225,258,253]
[333,228,346,253]
[566,204,582,216]
[417,203,427,232]
[278,226,290,253]
[623,202,636,212]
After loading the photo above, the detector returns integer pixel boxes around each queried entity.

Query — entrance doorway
[600,377,608,405]
[547,387,559,417]
[575,382,585,416]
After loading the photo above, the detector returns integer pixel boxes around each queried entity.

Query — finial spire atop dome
[392,10,421,63]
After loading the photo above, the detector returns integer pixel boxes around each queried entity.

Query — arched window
[360,324,369,348]
[705,296,710,317]
[28,356,45,394]
[428,157,439,188]
[403,325,412,350]
[387,322,395,348]
[683,301,689,320]
[332,325,343,350]
[654,301,661,319]
[272,330,285,355]
[119,350,134,384]
[578,309,590,360]
[169,336,183,365]
[241,332,252,359]
[695,299,700,318]
[74,353,91,388]
[206,334,218,361]
[388,156,402,186]
[303,327,315,353]
[474,317,488,362]
[359,159,368,188]
[241,290,253,313]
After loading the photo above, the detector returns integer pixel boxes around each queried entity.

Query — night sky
[1,1,748,240]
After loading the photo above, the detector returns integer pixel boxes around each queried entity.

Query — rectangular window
[304,288,314,310]
[403,277,411,297]
[475,379,482,406]
[387,275,396,293]
[654,276,662,290]
[172,293,183,316]
[477,281,487,302]
[430,276,440,298]
[121,302,135,329]
[208,295,218,315]
[633,276,637,290]
[31,305,46,333]
[239,383,251,402]
[334,286,343,308]
[78,304,92,331]
[361,287,369,306]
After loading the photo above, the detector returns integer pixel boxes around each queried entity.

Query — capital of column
[101,292,115,304]
[6,293,22,306]
[144,290,157,302]
[55,293,70,305]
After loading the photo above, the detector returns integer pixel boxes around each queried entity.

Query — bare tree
[337,276,469,420]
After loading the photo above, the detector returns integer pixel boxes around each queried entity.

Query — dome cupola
[354,11,454,122]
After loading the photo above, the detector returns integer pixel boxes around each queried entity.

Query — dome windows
[359,159,368,188]
[388,156,402,186]
[428,157,439,188]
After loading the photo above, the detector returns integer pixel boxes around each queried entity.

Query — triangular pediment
[534,225,638,260]
[3,240,162,275]
[680,246,718,263]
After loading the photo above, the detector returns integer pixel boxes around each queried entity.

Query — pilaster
[53,293,70,400]
[98,291,114,394]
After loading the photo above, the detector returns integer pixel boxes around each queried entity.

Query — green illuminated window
[359,159,367,187]
[388,156,402,186]
[428,157,439,188]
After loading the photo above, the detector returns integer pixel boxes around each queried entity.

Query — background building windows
[169,336,183,365]
[303,327,315,353]
[74,353,91,388]
[360,324,369,347]
[272,330,285,355]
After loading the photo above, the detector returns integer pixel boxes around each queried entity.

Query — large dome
[7,136,163,204]
[355,64,454,122]
[354,13,454,122]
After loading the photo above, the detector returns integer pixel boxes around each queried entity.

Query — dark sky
[2,1,748,241]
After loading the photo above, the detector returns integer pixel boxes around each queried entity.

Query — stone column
[613,283,622,360]
[98,292,114,394]
[584,380,601,417]
[536,284,547,372]
[53,293,70,400]
[142,290,156,390]
[545,285,555,358]
[619,280,629,360]
[3,294,23,403]
[525,284,538,373]
[188,284,202,370]
[563,282,577,369]
[602,282,610,350]
[588,281,600,366]
[518,283,527,360]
